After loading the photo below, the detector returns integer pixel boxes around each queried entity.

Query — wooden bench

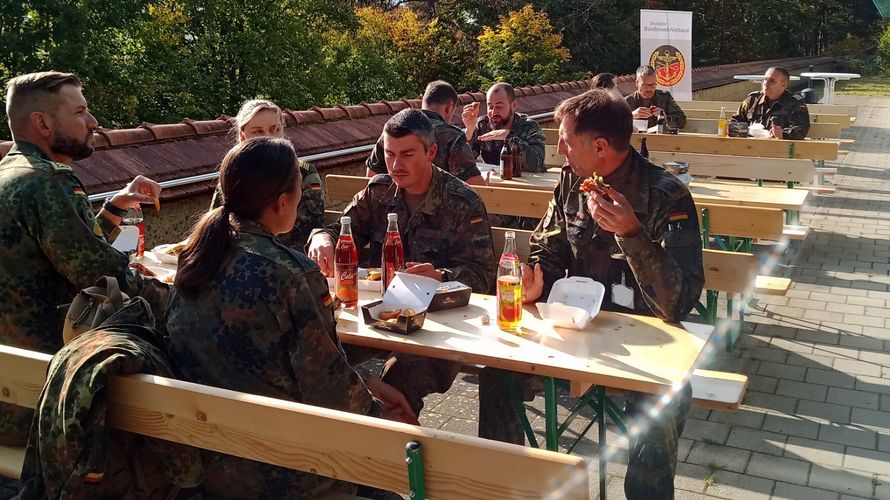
[680,118,841,139]
[629,133,839,161]
[0,345,590,498]
[683,108,854,128]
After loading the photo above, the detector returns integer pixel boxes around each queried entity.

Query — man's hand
[587,187,642,238]
[632,107,653,120]
[769,124,784,139]
[649,106,663,117]
[308,234,335,276]
[404,262,442,281]
[478,129,510,142]
[462,103,479,138]
[366,377,419,425]
[110,175,161,210]
[521,263,544,304]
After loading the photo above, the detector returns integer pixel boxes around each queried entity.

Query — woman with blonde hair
[210,99,325,251]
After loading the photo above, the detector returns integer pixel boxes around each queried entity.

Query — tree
[477,5,571,87]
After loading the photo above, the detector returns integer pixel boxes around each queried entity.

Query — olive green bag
[62,276,130,345]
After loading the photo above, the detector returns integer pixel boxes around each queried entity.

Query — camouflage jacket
[0,141,170,444]
[164,219,378,498]
[367,109,481,182]
[470,113,546,173]
[210,159,325,251]
[318,167,497,294]
[625,89,688,130]
[528,150,704,322]
[17,299,204,499]
[732,90,810,140]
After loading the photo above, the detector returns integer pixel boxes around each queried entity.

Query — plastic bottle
[334,216,359,308]
[717,106,728,137]
[122,206,145,259]
[381,213,404,292]
[496,231,522,332]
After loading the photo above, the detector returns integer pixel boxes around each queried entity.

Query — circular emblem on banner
[648,45,686,87]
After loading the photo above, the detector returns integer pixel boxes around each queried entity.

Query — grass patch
[702,463,723,493]
[835,76,890,97]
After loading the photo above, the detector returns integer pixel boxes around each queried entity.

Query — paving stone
[429,395,479,420]
[726,427,786,456]
[844,314,887,328]
[745,452,810,485]
[757,360,806,381]
[673,462,709,495]
[834,358,883,377]
[843,447,890,475]
[784,436,845,467]
[827,387,880,409]
[699,468,774,500]
[439,416,477,435]
[742,391,798,414]
[855,375,890,395]
[762,413,820,439]
[818,423,877,449]
[838,334,886,351]
[685,441,750,473]
[741,346,789,364]
[796,400,851,424]
[772,482,840,500]
[747,375,778,393]
[776,379,828,402]
[809,464,879,498]
[850,407,890,431]
[805,367,857,389]
[826,303,866,314]
[680,418,731,444]
[846,295,886,307]
[708,408,765,430]
[786,351,839,370]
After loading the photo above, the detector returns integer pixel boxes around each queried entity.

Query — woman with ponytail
[166,138,414,499]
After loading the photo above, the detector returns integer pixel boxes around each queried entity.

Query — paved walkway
[415,95,890,499]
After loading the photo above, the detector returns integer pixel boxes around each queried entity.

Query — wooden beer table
[336,292,713,499]
[486,169,809,212]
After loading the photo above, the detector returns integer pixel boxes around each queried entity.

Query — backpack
[63,276,133,344]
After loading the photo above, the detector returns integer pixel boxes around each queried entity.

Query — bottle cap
[340,216,351,225]
[505,231,515,238]
[387,213,398,221]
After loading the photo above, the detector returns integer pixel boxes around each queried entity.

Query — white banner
[640,10,693,101]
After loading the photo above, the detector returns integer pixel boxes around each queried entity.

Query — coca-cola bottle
[381,213,404,292]
[334,216,359,308]
[499,142,513,180]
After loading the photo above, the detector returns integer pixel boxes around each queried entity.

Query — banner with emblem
[640,9,693,101]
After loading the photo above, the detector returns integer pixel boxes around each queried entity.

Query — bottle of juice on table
[496,231,522,332]
[381,212,404,292]
[717,106,728,137]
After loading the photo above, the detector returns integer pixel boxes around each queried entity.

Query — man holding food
[0,71,167,446]
[516,89,703,499]
[626,65,687,131]
[308,108,496,417]
[462,82,546,173]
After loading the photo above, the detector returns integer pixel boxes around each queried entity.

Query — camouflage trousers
[481,369,692,500]
[0,402,31,446]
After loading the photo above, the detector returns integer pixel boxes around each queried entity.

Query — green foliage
[477,5,571,88]
[879,22,890,73]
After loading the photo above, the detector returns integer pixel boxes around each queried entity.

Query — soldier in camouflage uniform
[167,138,412,498]
[517,90,703,499]
[732,66,810,140]
[626,65,687,130]
[462,82,546,173]
[210,99,325,251]
[0,71,166,446]
[367,80,484,186]
[308,109,496,417]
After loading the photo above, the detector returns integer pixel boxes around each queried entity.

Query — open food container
[361,272,440,334]
[535,276,605,330]
[429,281,472,311]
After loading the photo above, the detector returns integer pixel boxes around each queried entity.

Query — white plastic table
[733,74,801,82]
[799,72,860,104]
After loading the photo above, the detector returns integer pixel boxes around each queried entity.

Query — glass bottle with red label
[381,212,404,292]
[496,230,522,332]
[335,216,359,308]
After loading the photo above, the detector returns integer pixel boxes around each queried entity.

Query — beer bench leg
[406,441,426,499]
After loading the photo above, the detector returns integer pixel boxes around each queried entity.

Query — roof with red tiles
[0,55,836,201]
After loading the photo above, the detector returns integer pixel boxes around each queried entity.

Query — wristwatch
[102,197,128,217]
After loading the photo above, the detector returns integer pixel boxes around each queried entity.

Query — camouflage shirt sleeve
[662,92,687,129]
[615,192,704,322]
[365,135,387,175]
[28,173,130,291]
[782,101,810,140]
[287,269,377,414]
[513,119,546,173]
[446,133,482,181]
[732,95,754,123]
[528,184,574,300]
[442,197,497,293]
[293,162,326,248]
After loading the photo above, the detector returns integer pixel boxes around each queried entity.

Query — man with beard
[462,82,546,173]
[626,65,687,131]
[0,71,163,445]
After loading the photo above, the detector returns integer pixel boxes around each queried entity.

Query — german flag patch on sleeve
[73,187,86,196]
[310,183,322,191]
[321,291,333,307]
[668,211,688,222]
[470,214,484,224]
